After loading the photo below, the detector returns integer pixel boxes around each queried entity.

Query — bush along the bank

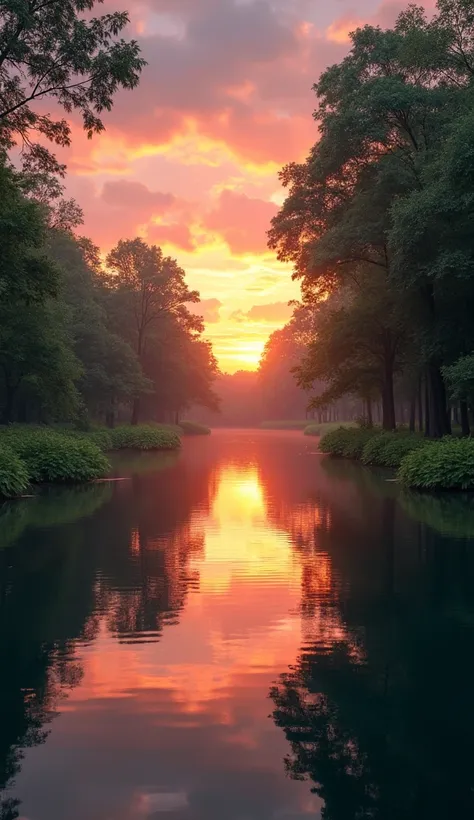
[109,425,181,451]
[178,421,211,436]
[68,429,115,452]
[1,429,110,484]
[319,427,380,459]
[0,446,30,498]
[361,432,429,469]
[304,421,356,437]
[398,438,474,491]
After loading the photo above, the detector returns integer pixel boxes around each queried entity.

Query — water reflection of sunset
[9,434,351,820]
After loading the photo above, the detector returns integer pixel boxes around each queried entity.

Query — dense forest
[0,0,218,429]
[3,0,474,436]
[268,0,474,437]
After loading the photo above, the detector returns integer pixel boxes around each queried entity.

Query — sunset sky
[60,0,409,373]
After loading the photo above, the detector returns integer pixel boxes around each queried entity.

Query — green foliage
[0,0,145,174]
[0,428,110,484]
[319,427,379,459]
[178,421,211,436]
[400,492,474,538]
[104,237,218,424]
[304,421,356,436]
[398,438,474,490]
[269,0,474,438]
[109,425,181,452]
[0,160,58,302]
[361,432,428,468]
[0,446,30,498]
[65,428,114,452]
[443,354,474,401]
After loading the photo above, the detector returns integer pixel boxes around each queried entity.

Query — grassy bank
[304,421,356,437]
[319,427,474,491]
[0,424,182,498]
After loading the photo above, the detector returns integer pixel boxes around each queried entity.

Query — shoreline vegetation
[318,427,474,491]
[0,422,210,499]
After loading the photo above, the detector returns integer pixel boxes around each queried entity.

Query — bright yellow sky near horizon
[59,0,400,373]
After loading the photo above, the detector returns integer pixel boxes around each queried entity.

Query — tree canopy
[269,0,474,435]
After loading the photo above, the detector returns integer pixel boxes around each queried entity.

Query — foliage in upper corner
[0,0,146,174]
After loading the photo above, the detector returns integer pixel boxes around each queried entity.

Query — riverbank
[0,423,200,498]
[319,427,474,491]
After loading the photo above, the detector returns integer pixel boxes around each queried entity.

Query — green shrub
[0,446,30,498]
[319,427,379,459]
[304,421,356,437]
[109,424,181,451]
[361,432,428,469]
[7,430,110,484]
[398,437,474,490]
[178,420,211,436]
[63,428,115,452]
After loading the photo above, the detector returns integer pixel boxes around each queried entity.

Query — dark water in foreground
[1,430,474,820]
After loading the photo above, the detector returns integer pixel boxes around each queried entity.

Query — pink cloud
[146,222,196,252]
[204,191,278,254]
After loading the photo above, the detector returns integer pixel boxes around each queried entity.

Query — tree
[258,305,317,421]
[48,229,148,427]
[296,275,411,430]
[0,0,145,173]
[270,0,474,436]
[142,326,219,423]
[0,156,58,301]
[105,239,202,424]
[0,298,80,423]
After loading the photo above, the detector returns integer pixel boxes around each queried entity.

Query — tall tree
[105,238,203,425]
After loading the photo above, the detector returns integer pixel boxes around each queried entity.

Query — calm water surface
[2,430,474,820]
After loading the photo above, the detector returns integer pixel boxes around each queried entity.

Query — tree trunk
[460,400,470,437]
[409,395,416,433]
[1,383,16,424]
[366,398,373,428]
[131,397,140,426]
[417,377,423,433]
[382,360,396,431]
[426,362,451,438]
[424,374,431,438]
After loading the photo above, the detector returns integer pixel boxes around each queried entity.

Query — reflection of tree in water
[0,451,215,816]
[270,477,474,820]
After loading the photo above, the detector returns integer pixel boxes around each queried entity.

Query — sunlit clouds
[61,0,404,372]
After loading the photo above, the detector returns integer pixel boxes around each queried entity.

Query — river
[1,429,474,820]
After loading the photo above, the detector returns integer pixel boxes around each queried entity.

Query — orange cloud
[326,16,361,44]
[238,302,294,323]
